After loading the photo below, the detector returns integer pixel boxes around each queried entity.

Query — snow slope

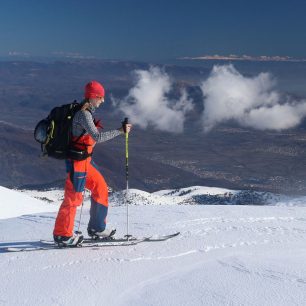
[0,186,58,219]
[0,187,306,306]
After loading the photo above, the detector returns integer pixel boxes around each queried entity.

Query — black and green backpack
[34,101,87,160]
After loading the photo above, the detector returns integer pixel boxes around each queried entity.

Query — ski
[3,232,180,253]
[41,231,180,244]
[87,231,180,243]
[5,239,144,253]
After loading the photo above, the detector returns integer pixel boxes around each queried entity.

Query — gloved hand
[120,118,132,134]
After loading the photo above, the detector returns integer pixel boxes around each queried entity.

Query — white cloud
[200,64,306,131]
[116,66,193,133]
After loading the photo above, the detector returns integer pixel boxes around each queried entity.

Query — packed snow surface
[0,186,306,306]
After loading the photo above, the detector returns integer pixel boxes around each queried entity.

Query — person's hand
[120,123,132,134]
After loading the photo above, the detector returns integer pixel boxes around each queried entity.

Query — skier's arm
[74,110,123,143]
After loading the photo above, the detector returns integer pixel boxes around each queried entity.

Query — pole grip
[122,117,129,133]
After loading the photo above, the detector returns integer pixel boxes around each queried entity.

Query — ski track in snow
[0,188,306,306]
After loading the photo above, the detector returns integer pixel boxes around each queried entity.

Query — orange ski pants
[53,158,108,237]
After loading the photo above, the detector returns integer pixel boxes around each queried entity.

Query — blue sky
[0,0,305,61]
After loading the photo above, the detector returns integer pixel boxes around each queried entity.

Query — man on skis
[53,80,132,247]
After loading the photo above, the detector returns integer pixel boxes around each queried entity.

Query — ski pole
[122,118,131,240]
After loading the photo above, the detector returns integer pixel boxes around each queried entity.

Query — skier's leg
[53,160,86,237]
[86,160,109,234]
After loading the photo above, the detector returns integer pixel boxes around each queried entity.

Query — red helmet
[84,81,105,99]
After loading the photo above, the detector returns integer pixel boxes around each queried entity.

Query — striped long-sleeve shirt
[72,110,122,143]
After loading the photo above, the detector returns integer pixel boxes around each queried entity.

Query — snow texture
[0,186,306,306]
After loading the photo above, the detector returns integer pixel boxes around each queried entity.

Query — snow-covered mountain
[17,185,306,208]
[1,186,306,306]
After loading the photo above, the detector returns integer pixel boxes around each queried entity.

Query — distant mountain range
[180,54,306,62]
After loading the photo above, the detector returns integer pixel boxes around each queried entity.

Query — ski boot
[87,228,116,241]
[53,232,84,248]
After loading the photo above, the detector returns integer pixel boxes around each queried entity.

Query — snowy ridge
[152,186,286,206]
[110,186,304,207]
[16,185,306,208]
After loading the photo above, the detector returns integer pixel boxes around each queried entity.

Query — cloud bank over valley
[114,65,306,133]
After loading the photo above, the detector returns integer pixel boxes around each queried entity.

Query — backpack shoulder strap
[70,108,92,144]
